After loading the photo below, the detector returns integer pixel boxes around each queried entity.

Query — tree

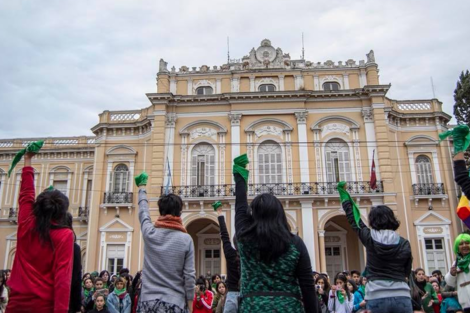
[453,70,470,126]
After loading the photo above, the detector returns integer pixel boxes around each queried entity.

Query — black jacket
[217,215,240,292]
[69,242,82,313]
[454,159,470,196]
[342,200,412,282]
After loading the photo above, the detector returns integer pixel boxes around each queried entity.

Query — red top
[193,290,214,313]
[6,166,74,313]
[432,293,442,313]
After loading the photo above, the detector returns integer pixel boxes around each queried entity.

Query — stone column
[216,78,222,94]
[249,76,255,92]
[313,75,320,90]
[295,75,304,90]
[343,73,350,89]
[163,113,177,189]
[360,69,367,88]
[278,75,285,91]
[295,111,310,184]
[187,78,193,95]
[231,77,240,92]
[318,230,326,273]
[301,200,316,269]
[170,77,177,94]
[229,113,242,160]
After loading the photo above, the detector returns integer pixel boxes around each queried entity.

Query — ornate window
[325,139,351,182]
[196,86,213,95]
[259,84,276,92]
[111,164,129,193]
[191,144,215,186]
[257,140,283,184]
[107,244,125,275]
[416,155,434,185]
[323,82,340,91]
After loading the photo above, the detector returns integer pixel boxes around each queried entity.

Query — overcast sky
[0,0,469,139]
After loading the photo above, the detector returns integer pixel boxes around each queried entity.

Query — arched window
[325,139,351,182]
[257,140,283,184]
[323,82,340,91]
[416,155,434,185]
[191,144,215,186]
[196,86,213,95]
[112,164,129,193]
[259,84,276,92]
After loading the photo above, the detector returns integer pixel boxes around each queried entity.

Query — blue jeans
[366,297,413,313]
[223,291,239,313]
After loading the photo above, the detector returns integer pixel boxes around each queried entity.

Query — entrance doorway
[187,218,222,277]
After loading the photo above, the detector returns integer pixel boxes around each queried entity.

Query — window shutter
[339,151,351,181]
[108,172,113,192]
[207,154,215,185]
[191,155,197,186]
[326,151,334,182]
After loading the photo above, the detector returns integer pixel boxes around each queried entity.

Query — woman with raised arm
[134,172,196,313]
[233,154,318,313]
[6,144,74,313]
[337,182,413,313]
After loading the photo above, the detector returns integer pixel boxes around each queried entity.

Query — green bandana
[337,182,361,228]
[212,201,222,211]
[84,287,94,298]
[233,154,250,186]
[359,284,366,296]
[134,171,148,187]
[337,290,345,304]
[46,185,54,191]
[7,140,44,177]
[439,125,470,155]
[114,287,127,296]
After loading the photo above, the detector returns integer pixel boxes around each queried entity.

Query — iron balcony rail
[78,206,89,221]
[412,183,445,196]
[163,181,383,198]
[8,208,17,219]
[103,192,134,204]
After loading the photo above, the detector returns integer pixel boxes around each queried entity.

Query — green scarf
[134,171,148,187]
[337,181,361,228]
[7,140,44,177]
[212,201,222,211]
[359,284,366,296]
[457,253,470,274]
[439,125,470,155]
[84,287,94,298]
[114,287,127,296]
[336,290,345,304]
[233,154,249,186]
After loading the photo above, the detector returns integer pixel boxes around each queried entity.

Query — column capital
[165,113,177,127]
[295,111,308,124]
[318,230,326,237]
[229,113,242,126]
[361,107,374,122]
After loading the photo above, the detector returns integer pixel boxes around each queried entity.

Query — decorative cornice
[165,113,177,127]
[295,111,308,125]
[228,113,242,126]
[361,107,374,122]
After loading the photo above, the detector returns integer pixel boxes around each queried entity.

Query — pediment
[414,211,451,226]
[100,218,134,232]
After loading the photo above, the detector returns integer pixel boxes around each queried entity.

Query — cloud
[0,0,469,138]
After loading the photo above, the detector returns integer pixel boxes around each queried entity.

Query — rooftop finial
[301,32,305,60]
[227,36,230,64]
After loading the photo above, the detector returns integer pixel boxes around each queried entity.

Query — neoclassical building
[0,39,463,278]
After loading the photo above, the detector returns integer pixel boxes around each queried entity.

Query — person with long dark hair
[65,212,82,313]
[100,270,112,289]
[414,268,438,313]
[328,274,353,313]
[6,152,74,312]
[315,275,330,313]
[338,183,413,313]
[233,154,318,313]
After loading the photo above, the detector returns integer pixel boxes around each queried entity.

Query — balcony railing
[77,206,89,221]
[412,183,445,196]
[103,192,133,204]
[8,208,17,222]
[163,181,383,198]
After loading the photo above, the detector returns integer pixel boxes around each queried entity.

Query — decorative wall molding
[254,125,283,139]
[189,128,218,141]
[321,123,350,137]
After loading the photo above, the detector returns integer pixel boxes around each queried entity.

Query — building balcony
[163,181,383,199]
[8,208,17,223]
[412,183,445,196]
[411,183,447,207]
[77,206,89,222]
[103,192,134,204]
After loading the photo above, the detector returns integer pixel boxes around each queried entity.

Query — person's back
[232,154,318,313]
[135,173,195,313]
[7,153,74,313]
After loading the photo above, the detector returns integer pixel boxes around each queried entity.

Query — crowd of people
[3,130,470,313]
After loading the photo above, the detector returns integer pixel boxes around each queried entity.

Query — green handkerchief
[134,171,148,187]
[212,201,222,211]
[233,164,249,185]
[337,181,361,228]
[7,140,44,177]
[234,154,249,168]
[439,125,470,155]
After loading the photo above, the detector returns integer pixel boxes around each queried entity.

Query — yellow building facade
[0,39,463,278]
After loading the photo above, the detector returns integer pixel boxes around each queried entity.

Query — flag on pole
[370,150,377,190]
[164,157,171,195]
